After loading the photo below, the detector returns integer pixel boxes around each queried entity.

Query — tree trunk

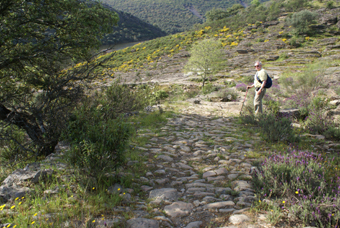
[0,103,57,156]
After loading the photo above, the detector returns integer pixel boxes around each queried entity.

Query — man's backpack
[256,73,272,88]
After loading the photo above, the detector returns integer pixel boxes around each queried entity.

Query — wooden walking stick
[240,88,248,115]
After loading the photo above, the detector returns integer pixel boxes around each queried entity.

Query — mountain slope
[102,5,166,45]
[102,0,254,34]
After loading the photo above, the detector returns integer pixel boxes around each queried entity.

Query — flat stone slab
[204,201,235,209]
[203,171,217,178]
[229,214,250,225]
[215,168,228,175]
[185,183,214,188]
[141,186,153,192]
[232,180,252,191]
[149,188,178,202]
[126,218,159,228]
[164,201,194,218]
[184,221,203,228]
[177,163,192,169]
[207,176,225,182]
[157,155,173,162]
[155,178,169,185]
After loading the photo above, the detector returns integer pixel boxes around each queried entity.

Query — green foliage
[0,0,118,156]
[184,39,225,88]
[205,4,244,22]
[251,0,261,7]
[287,36,301,47]
[201,83,218,94]
[304,97,333,134]
[285,0,309,11]
[324,127,340,140]
[326,0,335,9]
[64,101,132,180]
[102,9,166,45]
[0,126,28,163]
[265,98,281,116]
[286,10,318,35]
[95,82,151,119]
[258,114,299,143]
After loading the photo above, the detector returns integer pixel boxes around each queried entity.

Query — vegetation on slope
[101,6,166,45]
[101,0,255,34]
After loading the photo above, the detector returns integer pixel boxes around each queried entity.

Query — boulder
[278,109,300,119]
[126,218,159,228]
[262,21,279,28]
[164,202,193,218]
[266,55,279,61]
[320,14,338,25]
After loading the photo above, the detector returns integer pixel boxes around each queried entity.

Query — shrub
[326,1,335,9]
[153,90,169,101]
[235,83,247,92]
[96,82,151,119]
[287,36,303,47]
[252,149,340,227]
[304,97,334,134]
[264,95,281,115]
[286,10,318,35]
[217,88,238,101]
[324,126,340,140]
[285,0,309,11]
[64,103,132,180]
[257,113,298,143]
[0,126,29,163]
[201,83,218,94]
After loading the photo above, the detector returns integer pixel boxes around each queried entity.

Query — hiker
[247,61,268,114]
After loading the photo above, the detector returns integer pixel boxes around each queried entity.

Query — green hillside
[102,0,254,34]
[101,5,166,45]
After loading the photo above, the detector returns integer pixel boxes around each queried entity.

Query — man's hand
[257,89,262,95]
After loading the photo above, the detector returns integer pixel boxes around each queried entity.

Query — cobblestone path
[123,111,273,228]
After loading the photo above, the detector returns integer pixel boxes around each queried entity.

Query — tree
[0,0,119,157]
[184,39,224,88]
[251,0,261,7]
[205,4,244,22]
[287,10,318,35]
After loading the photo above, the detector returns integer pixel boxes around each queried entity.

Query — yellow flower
[92,187,95,190]
[282,201,285,204]
[295,191,298,194]
[259,200,261,202]
[15,197,19,201]
[31,221,35,224]
[282,38,287,42]
[34,213,37,216]
[7,225,10,228]
[123,193,126,195]
[10,205,15,209]
[92,220,95,223]
[118,188,121,191]
[13,226,16,228]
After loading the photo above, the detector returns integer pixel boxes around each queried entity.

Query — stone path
[122,111,273,228]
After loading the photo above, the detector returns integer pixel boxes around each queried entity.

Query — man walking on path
[247,61,268,114]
